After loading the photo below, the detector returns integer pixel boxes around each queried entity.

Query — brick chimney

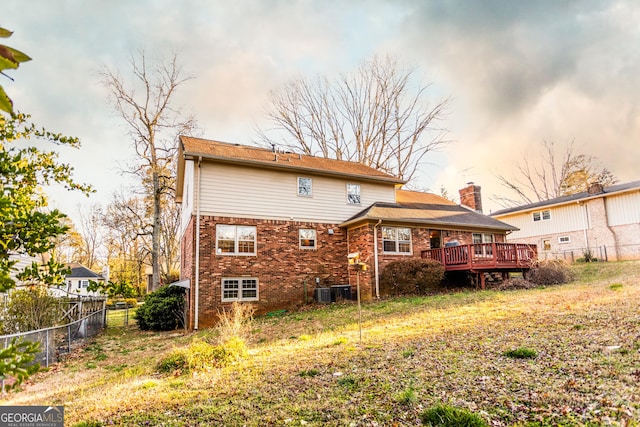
[459,182,483,213]
[587,182,604,195]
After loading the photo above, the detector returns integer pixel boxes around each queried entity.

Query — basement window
[222,278,259,302]
[558,236,570,244]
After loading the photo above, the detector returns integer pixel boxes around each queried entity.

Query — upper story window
[382,227,411,254]
[216,224,257,255]
[533,209,551,222]
[347,183,361,204]
[298,177,312,197]
[299,229,317,249]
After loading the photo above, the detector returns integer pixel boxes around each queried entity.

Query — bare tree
[259,55,450,182]
[494,140,618,207]
[101,51,196,291]
[102,192,149,293]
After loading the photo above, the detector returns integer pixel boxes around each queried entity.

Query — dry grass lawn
[2,261,639,426]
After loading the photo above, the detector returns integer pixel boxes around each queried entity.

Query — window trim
[297,177,313,197]
[346,183,361,205]
[221,277,259,302]
[299,228,317,250]
[382,226,412,254]
[558,236,570,244]
[216,224,257,256]
[533,209,551,222]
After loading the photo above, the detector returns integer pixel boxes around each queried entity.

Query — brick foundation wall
[191,216,349,329]
[182,215,512,329]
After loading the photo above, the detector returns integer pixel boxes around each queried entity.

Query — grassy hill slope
[3,261,640,426]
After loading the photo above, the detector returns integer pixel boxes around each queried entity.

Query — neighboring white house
[490,181,640,261]
[57,263,106,297]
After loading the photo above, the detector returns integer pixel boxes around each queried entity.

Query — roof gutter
[182,152,405,185]
[339,216,516,232]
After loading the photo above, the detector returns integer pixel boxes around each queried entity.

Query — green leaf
[6,46,31,64]
[0,85,13,114]
[0,45,19,70]
[0,28,13,38]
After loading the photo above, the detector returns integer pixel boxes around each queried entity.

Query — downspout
[194,157,202,330]
[580,201,589,251]
[373,219,382,299]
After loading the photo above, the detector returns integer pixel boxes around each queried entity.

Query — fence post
[45,329,49,368]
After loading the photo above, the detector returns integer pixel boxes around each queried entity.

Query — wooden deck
[421,243,537,288]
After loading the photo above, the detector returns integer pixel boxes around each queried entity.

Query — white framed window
[347,183,361,204]
[298,177,312,197]
[472,233,494,256]
[222,278,259,302]
[299,229,317,249]
[533,210,551,222]
[382,227,412,254]
[558,236,570,244]
[80,280,89,289]
[216,225,256,255]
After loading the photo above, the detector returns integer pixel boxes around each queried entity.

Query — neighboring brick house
[176,137,517,329]
[490,180,640,262]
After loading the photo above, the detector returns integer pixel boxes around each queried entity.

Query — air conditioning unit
[314,288,331,303]
[330,285,352,302]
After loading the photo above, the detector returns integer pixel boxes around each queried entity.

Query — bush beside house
[379,259,445,296]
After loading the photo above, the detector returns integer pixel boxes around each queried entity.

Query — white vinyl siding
[198,162,395,223]
[179,159,195,236]
[496,203,587,240]
[606,192,640,226]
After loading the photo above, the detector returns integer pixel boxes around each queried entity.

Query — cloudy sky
[4,0,639,221]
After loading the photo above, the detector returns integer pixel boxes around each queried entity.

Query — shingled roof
[341,194,517,232]
[176,137,404,200]
[66,263,104,279]
[490,179,640,216]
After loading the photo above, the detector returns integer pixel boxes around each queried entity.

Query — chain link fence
[0,306,106,393]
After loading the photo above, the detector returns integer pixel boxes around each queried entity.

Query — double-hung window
[222,278,259,302]
[533,210,551,222]
[347,183,361,204]
[382,227,412,254]
[299,229,317,249]
[216,225,256,255]
[472,233,494,257]
[298,177,312,197]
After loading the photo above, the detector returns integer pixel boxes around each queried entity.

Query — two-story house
[177,137,517,329]
[490,180,640,262]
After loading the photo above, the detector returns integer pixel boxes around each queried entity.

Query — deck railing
[421,243,537,271]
